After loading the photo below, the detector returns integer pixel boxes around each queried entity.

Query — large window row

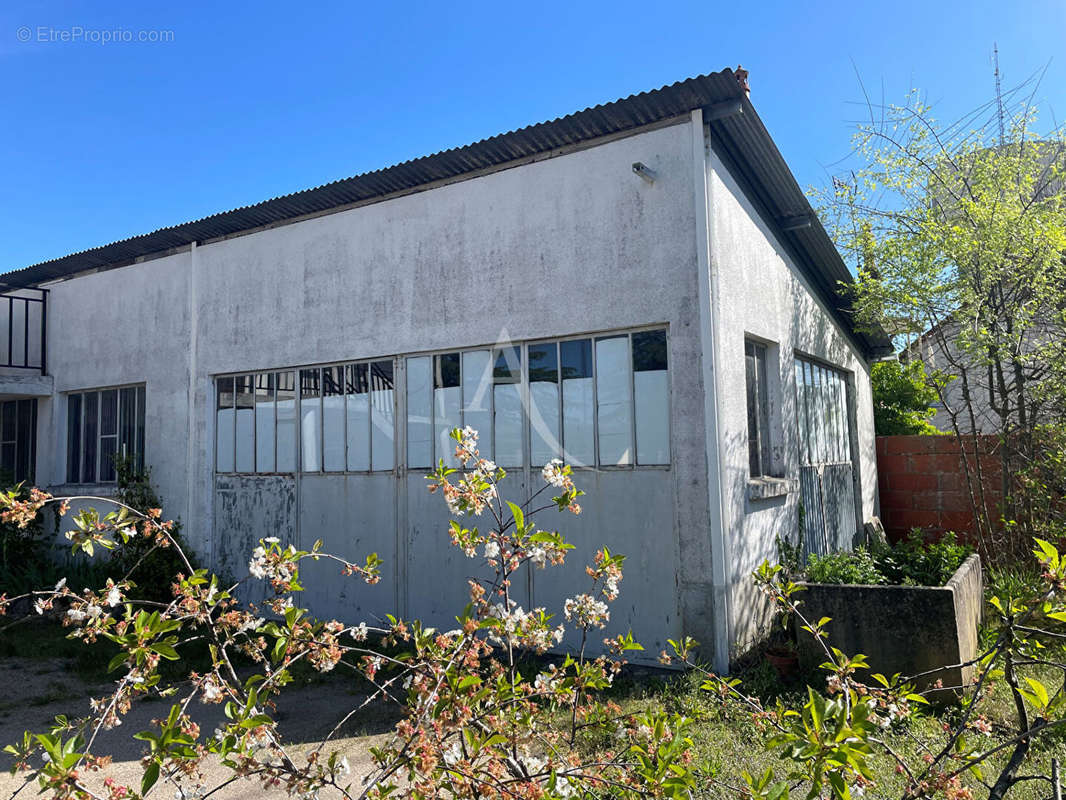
[216,361,395,474]
[66,385,145,483]
[215,328,670,475]
[406,329,669,469]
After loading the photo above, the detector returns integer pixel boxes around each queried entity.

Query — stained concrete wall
[40,118,713,664]
[33,113,878,670]
[704,135,878,658]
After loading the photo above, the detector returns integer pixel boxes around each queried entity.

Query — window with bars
[66,385,145,483]
[794,356,852,466]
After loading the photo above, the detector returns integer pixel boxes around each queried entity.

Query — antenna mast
[993,43,1005,144]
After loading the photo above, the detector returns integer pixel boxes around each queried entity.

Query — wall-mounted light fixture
[632,162,657,184]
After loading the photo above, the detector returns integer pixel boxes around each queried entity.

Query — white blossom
[483,540,500,560]
[67,608,87,623]
[443,741,463,766]
[564,594,609,628]
[33,599,46,615]
[106,586,122,607]
[541,459,567,488]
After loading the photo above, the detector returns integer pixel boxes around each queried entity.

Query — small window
[234,376,255,473]
[560,339,595,466]
[462,350,492,459]
[254,373,276,473]
[595,336,632,465]
[528,342,560,466]
[434,353,462,468]
[300,368,322,471]
[406,356,433,468]
[745,341,773,477]
[322,366,346,472]
[346,363,371,471]
[369,360,395,471]
[493,346,522,466]
[632,330,669,465]
[68,385,145,483]
[276,371,297,471]
[0,399,36,484]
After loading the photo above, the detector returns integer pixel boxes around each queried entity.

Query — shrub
[803,530,972,586]
[805,547,885,585]
[108,454,196,603]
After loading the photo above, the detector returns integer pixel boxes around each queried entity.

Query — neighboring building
[0,68,890,671]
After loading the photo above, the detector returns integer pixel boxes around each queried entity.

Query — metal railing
[0,289,47,373]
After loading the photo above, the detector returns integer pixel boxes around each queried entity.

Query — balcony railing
[0,289,47,373]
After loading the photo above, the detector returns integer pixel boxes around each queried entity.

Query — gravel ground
[0,655,398,799]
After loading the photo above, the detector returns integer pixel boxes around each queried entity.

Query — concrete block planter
[796,554,982,695]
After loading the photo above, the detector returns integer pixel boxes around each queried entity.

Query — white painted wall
[705,137,878,656]
[41,119,719,663]
[34,115,879,669]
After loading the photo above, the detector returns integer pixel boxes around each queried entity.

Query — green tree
[871,359,941,436]
[812,80,1066,560]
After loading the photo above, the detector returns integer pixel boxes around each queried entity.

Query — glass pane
[462,350,492,459]
[300,369,322,472]
[746,347,761,475]
[15,400,32,483]
[560,339,594,466]
[255,373,275,473]
[119,387,138,466]
[370,360,395,471]
[215,378,234,473]
[493,346,522,466]
[234,377,255,473]
[633,331,669,465]
[632,330,668,372]
[494,383,523,466]
[322,366,346,472]
[1,401,15,442]
[1,444,14,478]
[528,342,560,466]
[276,371,297,471]
[757,347,771,473]
[136,386,146,472]
[406,356,433,469]
[435,353,462,468]
[66,394,82,483]
[82,392,98,484]
[100,389,118,437]
[346,363,370,471]
[795,361,809,467]
[99,435,117,482]
[595,336,632,465]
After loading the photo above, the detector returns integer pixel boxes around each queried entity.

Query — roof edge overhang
[1,68,891,358]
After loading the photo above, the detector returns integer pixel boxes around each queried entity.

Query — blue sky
[1,0,1063,271]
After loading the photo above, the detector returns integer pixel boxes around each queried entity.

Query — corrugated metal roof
[0,68,891,356]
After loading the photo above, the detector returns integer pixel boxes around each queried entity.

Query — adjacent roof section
[1,68,892,357]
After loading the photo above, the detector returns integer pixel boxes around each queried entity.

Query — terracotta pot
[764,648,798,679]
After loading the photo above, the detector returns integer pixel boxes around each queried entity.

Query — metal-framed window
[406,326,670,471]
[66,385,145,483]
[0,399,37,483]
[745,340,772,477]
[794,355,851,467]
[215,361,395,475]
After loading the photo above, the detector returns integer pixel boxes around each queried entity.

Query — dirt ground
[0,654,398,798]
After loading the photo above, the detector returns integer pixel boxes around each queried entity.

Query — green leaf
[141,761,160,795]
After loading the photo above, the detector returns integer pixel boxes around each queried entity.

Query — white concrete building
[0,69,890,671]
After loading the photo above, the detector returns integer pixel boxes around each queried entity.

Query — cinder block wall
[876,435,1002,542]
